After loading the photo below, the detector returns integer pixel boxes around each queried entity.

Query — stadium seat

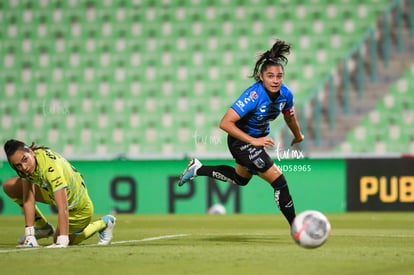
[337,61,414,154]
[0,0,395,155]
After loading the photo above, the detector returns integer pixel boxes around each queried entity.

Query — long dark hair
[4,139,49,159]
[250,39,291,81]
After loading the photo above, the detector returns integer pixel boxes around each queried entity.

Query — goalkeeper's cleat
[178,158,202,186]
[17,223,55,245]
[98,215,116,245]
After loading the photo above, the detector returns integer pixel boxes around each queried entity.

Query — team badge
[253,158,266,169]
[250,91,258,100]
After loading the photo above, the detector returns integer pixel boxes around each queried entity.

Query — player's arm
[220,108,275,147]
[283,109,304,146]
[54,188,69,236]
[45,188,70,248]
[45,154,70,247]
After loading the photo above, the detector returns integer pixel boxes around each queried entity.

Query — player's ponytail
[28,142,49,151]
[251,39,291,81]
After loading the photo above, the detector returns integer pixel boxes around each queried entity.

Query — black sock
[197,165,237,184]
[197,165,251,186]
[271,175,296,225]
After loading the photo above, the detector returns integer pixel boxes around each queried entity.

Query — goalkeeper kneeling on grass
[2,139,116,248]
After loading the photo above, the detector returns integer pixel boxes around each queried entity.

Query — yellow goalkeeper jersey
[22,148,90,210]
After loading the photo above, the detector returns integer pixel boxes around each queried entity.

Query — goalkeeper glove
[16,226,39,248]
[46,235,69,248]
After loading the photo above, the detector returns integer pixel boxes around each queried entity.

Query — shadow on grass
[202,235,284,243]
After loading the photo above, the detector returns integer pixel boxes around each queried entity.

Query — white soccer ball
[207,204,226,215]
[290,210,331,249]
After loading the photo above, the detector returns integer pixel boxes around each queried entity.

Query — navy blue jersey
[230,81,294,137]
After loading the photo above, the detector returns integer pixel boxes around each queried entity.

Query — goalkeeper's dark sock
[271,175,296,225]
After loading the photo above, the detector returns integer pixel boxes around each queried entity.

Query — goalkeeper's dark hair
[4,139,49,158]
[251,39,291,82]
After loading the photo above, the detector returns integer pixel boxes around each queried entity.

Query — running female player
[3,139,116,247]
[178,39,304,226]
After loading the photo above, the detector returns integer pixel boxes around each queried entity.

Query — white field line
[112,233,190,244]
[0,233,190,254]
[1,232,412,254]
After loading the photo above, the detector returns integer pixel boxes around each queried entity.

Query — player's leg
[70,200,116,245]
[179,135,253,186]
[233,163,253,186]
[178,159,252,186]
[258,165,296,225]
[3,177,55,243]
[234,142,296,226]
[71,216,116,245]
[3,176,50,225]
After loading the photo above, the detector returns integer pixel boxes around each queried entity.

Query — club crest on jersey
[279,102,286,111]
[250,91,258,100]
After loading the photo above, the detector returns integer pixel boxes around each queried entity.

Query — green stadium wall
[0,158,345,215]
[1,158,412,215]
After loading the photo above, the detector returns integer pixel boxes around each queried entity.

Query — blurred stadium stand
[0,0,412,159]
[336,63,414,154]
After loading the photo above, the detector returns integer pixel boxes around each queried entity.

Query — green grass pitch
[0,212,413,275]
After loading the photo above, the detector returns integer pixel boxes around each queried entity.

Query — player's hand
[252,137,275,148]
[16,235,39,248]
[291,134,304,146]
[46,235,69,248]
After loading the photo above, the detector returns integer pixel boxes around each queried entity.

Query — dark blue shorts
[227,135,274,174]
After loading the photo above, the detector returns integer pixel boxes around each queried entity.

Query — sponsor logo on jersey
[259,105,267,113]
[240,144,251,151]
[248,147,264,161]
[235,100,245,112]
[45,150,56,160]
[257,105,267,121]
